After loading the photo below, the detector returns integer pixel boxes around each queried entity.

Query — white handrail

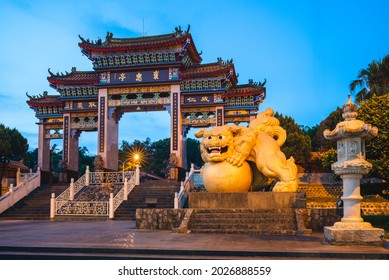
[52,169,139,218]
[175,163,199,209]
[112,174,137,212]
[0,168,41,214]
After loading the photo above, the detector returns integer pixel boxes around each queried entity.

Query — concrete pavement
[0,220,388,259]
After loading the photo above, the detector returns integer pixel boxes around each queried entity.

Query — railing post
[25,180,29,196]
[37,167,41,186]
[9,184,14,206]
[191,163,194,172]
[109,193,114,219]
[185,172,189,181]
[16,168,21,186]
[123,178,128,201]
[180,181,184,193]
[135,164,140,186]
[69,178,75,200]
[50,193,56,219]
[85,165,90,186]
[174,192,179,209]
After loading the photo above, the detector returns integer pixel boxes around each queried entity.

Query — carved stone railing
[0,168,41,214]
[55,174,87,212]
[175,164,199,209]
[51,167,138,218]
[56,201,109,216]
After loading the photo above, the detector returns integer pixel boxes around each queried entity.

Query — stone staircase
[0,184,69,220]
[188,208,298,235]
[114,180,180,220]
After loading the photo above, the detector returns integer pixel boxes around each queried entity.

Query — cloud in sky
[0,0,388,154]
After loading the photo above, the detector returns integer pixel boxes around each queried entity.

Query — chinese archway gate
[26,26,266,182]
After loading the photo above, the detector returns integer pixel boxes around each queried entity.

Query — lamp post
[118,159,132,182]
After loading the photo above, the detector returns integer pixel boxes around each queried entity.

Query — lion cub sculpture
[195,108,298,192]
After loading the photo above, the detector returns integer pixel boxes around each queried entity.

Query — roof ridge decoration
[26,91,49,100]
[248,78,267,88]
[47,67,96,78]
[79,25,192,46]
[217,57,233,65]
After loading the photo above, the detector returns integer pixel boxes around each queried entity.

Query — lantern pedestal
[323,96,384,246]
[324,223,384,246]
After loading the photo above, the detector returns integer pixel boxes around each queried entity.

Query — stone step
[0,184,68,220]
[193,208,295,214]
[189,228,297,235]
[190,217,295,226]
[189,223,296,230]
[187,207,298,235]
[191,212,295,217]
[113,180,180,220]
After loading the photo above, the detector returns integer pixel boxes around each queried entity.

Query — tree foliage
[118,137,203,177]
[0,124,29,194]
[78,146,94,175]
[321,148,337,171]
[312,107,343,151]
[186,138,203,169]
[350,54,389,104]
[358,94,389,182]
[274,113,312,163]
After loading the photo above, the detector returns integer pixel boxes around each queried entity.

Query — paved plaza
[0,220,387,259]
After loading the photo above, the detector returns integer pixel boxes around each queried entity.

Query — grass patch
[362,215,389,238]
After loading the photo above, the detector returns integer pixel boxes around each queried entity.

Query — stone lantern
[323,95,384,246]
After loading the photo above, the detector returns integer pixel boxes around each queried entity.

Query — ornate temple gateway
[26,26,266,181]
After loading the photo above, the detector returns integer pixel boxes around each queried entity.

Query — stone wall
[189,192,306,209]
[309,209,341,232]
[361,202,389,216]
[298,184,342,198]
[136,208,188,230]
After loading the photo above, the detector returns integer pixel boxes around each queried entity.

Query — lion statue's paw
[272,180,298,193]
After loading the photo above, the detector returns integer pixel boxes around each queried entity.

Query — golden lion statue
[195,108,298,192]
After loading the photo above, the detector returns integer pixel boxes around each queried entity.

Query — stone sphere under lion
[202,161,253,192]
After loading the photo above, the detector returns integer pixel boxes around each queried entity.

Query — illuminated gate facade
[27,26,266,182]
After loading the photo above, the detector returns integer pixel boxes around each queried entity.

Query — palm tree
[350,54,389,104]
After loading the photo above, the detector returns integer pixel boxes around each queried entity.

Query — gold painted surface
[108,85,171,94]
[195,108,298,193]
[202,161,252,192]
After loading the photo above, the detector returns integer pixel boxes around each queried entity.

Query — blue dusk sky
[0,0,388,154]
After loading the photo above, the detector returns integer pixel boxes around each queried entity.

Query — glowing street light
[134,153,140,163]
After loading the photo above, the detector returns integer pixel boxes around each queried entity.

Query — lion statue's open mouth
[206,146,228,155]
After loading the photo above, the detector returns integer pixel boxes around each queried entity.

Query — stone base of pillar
[40,170,51,184]
[324,222,384,246]
[58,172,67,183]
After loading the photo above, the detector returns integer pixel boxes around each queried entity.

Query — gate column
[62,113,80,180]
[98,88,119,171]
[67,130,80,180]
[169,85,184,179]
[38,124,51,183]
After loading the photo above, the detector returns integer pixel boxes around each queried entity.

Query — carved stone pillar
[67,129,80,180]
[38,124,51,183]
[169,84,183,179]
[98,88,119,171]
